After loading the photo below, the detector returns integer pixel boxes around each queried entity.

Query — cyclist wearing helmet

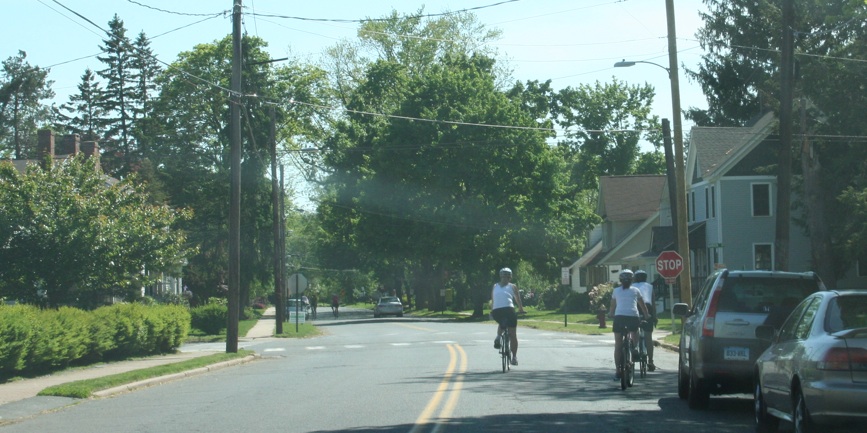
[608,269,649,379]
[632,270,657,371]
[491,267,525,365]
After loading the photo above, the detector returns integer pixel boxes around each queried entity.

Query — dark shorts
[491,307,518,328]
[613,315,640,334]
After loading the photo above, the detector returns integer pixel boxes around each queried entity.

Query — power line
[246,0,520,23]
[125,0,229,17]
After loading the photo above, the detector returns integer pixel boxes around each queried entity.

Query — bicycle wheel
[501,333,510,372]
[620,338,629,390]
[626,340,635,387]
[639,332,647,378]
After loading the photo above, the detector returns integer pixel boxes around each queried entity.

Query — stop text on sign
[657,258,683,272]
[655,250,684,279]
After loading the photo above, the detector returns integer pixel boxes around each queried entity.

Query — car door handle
[724,319,750,326]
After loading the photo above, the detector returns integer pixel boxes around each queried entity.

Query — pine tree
[0,50,54,159]
[96,15,136,176]
[54,68,105,140]
[129,31,161,161]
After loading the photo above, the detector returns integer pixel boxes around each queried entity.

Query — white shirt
[612,286,642,317]
[492,283,516,309]
[633,281,653,304]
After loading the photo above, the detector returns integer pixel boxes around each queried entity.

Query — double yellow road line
[409,343,467,433]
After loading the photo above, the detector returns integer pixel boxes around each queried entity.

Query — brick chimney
[58,134,80,156]
[38,129,55,169]
[81,140,101,171]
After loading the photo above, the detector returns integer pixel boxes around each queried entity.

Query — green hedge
[190,302,228,335]
[0,303,190,378]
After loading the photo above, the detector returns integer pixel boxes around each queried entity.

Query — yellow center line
[409,344,467,433]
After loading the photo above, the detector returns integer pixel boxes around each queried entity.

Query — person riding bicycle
[491,267,525,366]
[632,270,657,371]
[331,293,339,316]
[608,269,649,379]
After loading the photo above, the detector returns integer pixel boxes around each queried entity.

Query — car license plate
[724,347,749,361]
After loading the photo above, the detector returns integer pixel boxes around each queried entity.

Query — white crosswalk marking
[263,348,285,352]
[306,346,326,350]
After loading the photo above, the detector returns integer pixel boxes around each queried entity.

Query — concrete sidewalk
[0,307,278,410]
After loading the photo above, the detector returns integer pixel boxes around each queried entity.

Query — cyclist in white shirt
[632,270,657,371]
[491,268,525,365]
[608,269,649,379]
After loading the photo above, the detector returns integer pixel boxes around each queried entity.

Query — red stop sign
[656,250,684,279]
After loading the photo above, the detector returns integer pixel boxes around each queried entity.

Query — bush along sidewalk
[0,303,190,380]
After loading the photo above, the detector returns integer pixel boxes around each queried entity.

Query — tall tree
[553,79,664,191]
[0,51,54,159]
[96,15,137,176]
[149,35,330,305]
[318,48,594,313]
[54,68,105,139]
[0,155,189,309]
[129,31,161,161]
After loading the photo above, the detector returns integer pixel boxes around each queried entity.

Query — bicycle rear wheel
[626,340,635,387]
[501,333,510,372]
[620,339,629,390]
[639,332,647,378]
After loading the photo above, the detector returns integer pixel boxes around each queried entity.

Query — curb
[654,340,680,352]
[92,354,258,398]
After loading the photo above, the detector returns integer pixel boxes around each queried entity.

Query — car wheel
[793,387,814,433]
[687,364,710,410]
[677,352,689,400]
[754,380,779,432]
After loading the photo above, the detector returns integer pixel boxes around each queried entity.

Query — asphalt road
[0,309,766,433]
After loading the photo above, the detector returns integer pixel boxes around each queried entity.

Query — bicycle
[618,327,636,390]
[498,327,512,372]
[637,320,649,378]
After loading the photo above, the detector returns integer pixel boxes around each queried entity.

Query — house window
[691,191,696,221]
[705,188,709,220]
[711,186,716,218]
[754,244,773,270]
[752,183,771,217]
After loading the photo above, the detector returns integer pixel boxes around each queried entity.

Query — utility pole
[226,0,242,353]
[776,0,794,271]
[666,0,692,306]
[270,105,284,334]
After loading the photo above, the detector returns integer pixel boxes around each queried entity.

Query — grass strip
[38,350,254,399]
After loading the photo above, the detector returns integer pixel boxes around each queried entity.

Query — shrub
[190,302,227,335]
[0,305,36,373]
[588,283,614,313]
[561,291,590,313]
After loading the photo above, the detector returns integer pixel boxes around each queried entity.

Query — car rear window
[827,295,867,332]
[716,277,819,313]
[381,297,399,303]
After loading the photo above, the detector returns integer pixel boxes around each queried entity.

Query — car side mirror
[755,324,776,341]
[672,303,690,317]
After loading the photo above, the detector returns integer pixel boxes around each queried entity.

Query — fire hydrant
[597,307,607,328]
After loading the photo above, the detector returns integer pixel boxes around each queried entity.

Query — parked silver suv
[673,269,825,410]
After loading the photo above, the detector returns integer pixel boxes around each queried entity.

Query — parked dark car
[754,290,867,433]
[673,269,825,409]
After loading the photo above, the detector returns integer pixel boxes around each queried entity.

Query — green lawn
[38,350,255,398]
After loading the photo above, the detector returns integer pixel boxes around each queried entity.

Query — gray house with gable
[567,111,857,296]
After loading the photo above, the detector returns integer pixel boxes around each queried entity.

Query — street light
[613,59,670,77]
[612,1,692,307]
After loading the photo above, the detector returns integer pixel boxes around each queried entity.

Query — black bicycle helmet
[634,270,648,282]
[618,269,634,283]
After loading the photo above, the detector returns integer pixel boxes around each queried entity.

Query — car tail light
[817,347,867,371]
[702,289,722,337]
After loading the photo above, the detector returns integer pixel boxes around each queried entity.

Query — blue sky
[10,0,708,124]
[8,0,710,208]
